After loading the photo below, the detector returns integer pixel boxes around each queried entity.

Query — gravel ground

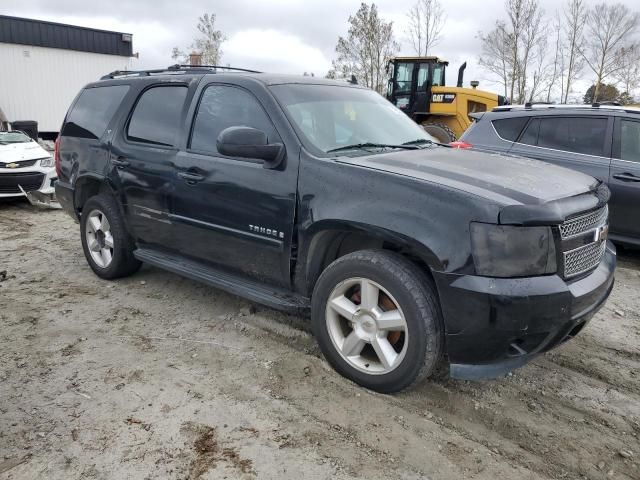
[0,201,639,480]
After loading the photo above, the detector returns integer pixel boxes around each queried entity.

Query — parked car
[457,104,640,247]
[55,66,615,393]
[0,130,56,200]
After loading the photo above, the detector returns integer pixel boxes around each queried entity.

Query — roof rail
[524,101,554,109]
[492,103,640,114]
[101,64,261,80]
[168,64,262,74]
[592,101,621,107]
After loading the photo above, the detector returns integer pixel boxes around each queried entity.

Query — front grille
[563,241,607,278]
[559,206,608,239]
[558,205,608,279]
[0,159,38,169]
[0,172,45,194]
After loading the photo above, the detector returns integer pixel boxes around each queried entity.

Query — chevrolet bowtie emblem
[594,224,609,242]
[5,163,19,169]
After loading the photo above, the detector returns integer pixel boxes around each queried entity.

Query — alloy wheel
[85,209,114,268]
[325,277,409,375]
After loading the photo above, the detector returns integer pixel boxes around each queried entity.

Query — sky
[2,0,639,98]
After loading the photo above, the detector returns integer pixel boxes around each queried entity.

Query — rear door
[508,115,612,182]
[609,117,640,240]
[109,82,189,249]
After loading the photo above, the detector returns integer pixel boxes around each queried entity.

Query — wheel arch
[74,174,118,215]
[295,220,442,297]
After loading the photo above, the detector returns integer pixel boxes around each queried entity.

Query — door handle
[613,173,640,182]
[111,157,130,169]
[177,171,205,184]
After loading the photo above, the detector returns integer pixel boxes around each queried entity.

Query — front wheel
[312,250,444,393]
[422,122,457,143]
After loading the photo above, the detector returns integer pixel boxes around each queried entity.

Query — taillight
[54,136,61,178]
[449,141,473,149]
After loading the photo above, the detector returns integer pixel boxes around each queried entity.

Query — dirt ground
[0,201,638,480]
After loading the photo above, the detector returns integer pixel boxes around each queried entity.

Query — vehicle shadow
[616,243,640,270]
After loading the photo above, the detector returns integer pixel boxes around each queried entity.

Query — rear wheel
[80,194,141,279]
[422,122,457,143]
[312,250,444,393]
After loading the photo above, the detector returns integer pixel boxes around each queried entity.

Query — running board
[133,248,310,315]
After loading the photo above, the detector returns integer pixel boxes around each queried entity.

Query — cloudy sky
[2,0,639,97]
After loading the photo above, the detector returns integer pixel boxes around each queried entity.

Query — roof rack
[101,64,261,80]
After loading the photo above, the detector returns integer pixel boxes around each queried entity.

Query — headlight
[39,157,54,167]
[470,223,557,277]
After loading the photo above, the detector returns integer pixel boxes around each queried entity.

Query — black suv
[458,104,640,246]
[55,66,615,392]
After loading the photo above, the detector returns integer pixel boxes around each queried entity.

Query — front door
[171,82,297,287]
[609,117,640,240]
[110,83,189,249]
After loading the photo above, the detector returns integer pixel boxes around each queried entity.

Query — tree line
[172,1,639,104]
[480,0,640,104]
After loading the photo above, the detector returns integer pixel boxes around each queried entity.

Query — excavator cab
[386,56,505,142]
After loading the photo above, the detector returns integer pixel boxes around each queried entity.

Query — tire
[311,250,444,393]
[80,193,141,279]
[422,122,457,143]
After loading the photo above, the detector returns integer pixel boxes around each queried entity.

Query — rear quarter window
[491,117,529,141]
[62,85,129,139]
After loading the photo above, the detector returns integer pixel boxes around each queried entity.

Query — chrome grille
[559,206,608,239]
[563,241,607,278]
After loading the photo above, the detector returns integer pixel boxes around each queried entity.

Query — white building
[0,15,134,138]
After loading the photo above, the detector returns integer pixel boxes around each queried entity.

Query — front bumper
[434,241,616,380]
[0,165,57,198]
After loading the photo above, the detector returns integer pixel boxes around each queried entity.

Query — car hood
[0,142,51,163]
[337,147,599,206]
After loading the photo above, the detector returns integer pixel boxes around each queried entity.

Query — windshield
[0,131,31,144]
[271,84,436,155]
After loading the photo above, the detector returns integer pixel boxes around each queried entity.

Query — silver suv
[458,104,640,247]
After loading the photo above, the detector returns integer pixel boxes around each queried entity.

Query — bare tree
[479,0,546,103]
[330,3,400,93]
[478,22,513,98]
[562,0,588,103]
[406,0,446,56]
[581,3,640,102]
[615,44,640,100]
[545,13,565,103]
[172,13,226,65]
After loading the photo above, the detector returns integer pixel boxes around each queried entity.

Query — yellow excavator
[385,56,507,142]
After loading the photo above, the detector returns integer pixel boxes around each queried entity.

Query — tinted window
[537,117,608,156]
[128,86,187,147]
[519,118,540,145]
[190,85,279,154]
[619,120,640,162]
[492,117,529,141]
[63,85,129,139]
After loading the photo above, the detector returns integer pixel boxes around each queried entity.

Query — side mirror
[217,126,285,168]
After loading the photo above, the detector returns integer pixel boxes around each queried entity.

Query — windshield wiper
[326,142,418,154]
[402,138,435,147]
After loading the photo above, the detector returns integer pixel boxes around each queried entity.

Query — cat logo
[431,93,456,103]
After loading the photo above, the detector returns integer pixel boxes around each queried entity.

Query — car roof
[87,65,365,89]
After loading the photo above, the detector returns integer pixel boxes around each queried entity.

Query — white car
[0,130,57,200]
